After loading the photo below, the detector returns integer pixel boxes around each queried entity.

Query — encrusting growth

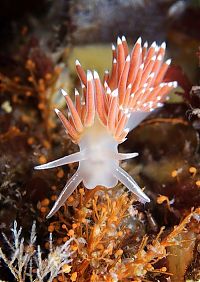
[35,36,177,218]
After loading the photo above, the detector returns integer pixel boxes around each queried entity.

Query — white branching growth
[35,233,73,281]
[0,221,73,282]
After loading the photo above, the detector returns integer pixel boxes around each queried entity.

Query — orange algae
[38,187,200,281]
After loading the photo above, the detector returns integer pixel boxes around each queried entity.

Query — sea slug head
[78,118,119,188]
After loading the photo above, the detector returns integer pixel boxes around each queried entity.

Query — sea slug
[35,36,177,218]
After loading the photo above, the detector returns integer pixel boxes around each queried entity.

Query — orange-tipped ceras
[35,36,177,218]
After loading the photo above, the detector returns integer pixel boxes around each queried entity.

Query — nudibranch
[35,36,177,218]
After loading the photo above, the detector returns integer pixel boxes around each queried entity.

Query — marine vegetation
[0,192,200,281]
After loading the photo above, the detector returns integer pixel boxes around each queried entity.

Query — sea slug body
[35,36,177,218]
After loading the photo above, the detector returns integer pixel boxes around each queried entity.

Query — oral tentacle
[116,152,139,160]
[46,170,82,218]
[95,151,138,160]
[34,151,86,170]
[113,166,150,203]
